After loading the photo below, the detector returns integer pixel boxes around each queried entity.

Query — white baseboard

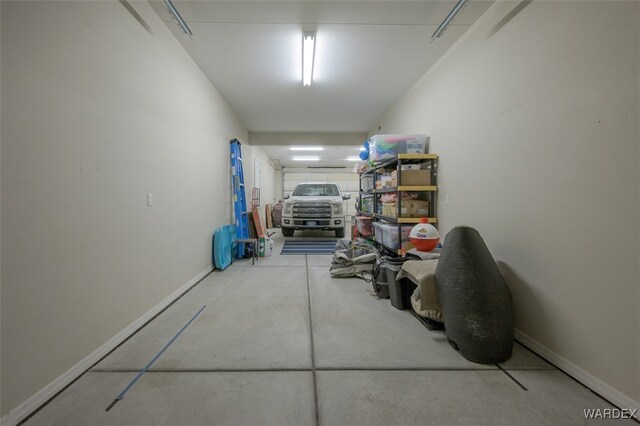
[0,266,214,426]
[515,329,640,413]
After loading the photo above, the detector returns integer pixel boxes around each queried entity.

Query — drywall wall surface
[242,145,276,208]
[259,148,277,207]
[1,1,247,416]
[275,169,284,202]
[0,4,3,418]
[250,132,368,146]
[374,0,639,405]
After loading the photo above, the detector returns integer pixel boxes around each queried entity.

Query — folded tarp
[330,240,379,278]
[397,259,442,322]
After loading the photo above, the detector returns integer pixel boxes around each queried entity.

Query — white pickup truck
[281,183,350,238]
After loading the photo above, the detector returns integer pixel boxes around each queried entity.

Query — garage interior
[1,1,639,425]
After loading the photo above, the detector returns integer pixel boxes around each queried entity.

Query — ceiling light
[302,32,316,86]
[290,147,324,151]
[162,0,193,38]
[347,157,361,161]
[292,156,320,161]
[357,147,366,151]
[431,0,468,42]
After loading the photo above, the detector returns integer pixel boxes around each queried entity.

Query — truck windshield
[292,184,340,197]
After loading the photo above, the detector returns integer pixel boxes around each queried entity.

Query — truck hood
[285,196,343,203]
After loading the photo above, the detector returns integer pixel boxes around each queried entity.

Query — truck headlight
[284,203,293,215]
[331,202,343,214]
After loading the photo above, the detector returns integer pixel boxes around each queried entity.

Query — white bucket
[265,238,274,256]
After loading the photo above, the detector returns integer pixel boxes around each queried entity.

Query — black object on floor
[409,308,446,331]
[373,265,390,299]
[435,226,514,364]
[281,239,338,255]
[382,257,409,309]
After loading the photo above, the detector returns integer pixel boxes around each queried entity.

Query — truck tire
[282,227,295,237]
[335,227,345,238]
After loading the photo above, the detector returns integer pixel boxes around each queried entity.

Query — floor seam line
[105,305,208,411]
[90,367,520,372]
[496,363,529,391]
[306,254,321,426]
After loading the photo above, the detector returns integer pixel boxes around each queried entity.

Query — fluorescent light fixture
[431,0,468,42]
[162,0,193,38]
[292,156,320,161]
[357,147,366,151]
[302,32,316,86]
[347,156,361,161]
[289,146,324,151]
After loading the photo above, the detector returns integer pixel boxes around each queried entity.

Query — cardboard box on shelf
[382,203,397,217]
[399,169,431,186]
[400,200,430,218]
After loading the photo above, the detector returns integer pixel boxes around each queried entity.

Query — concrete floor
[25,229,627,425]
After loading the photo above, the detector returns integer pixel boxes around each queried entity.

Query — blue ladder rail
[230,139,250,258]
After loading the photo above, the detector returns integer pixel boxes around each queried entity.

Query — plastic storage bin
[379,223,412,249]
[361,175,374,192]
[368,134,427,162]
[373,221,384,243]
[356,216,373,236]
[360,196,374,214]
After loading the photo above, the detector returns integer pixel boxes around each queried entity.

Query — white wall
[275,169,284,202]
[250,132,368,147]
[374,1,639,408]
[1,0,247,417]
[0,3,3,418]
[242,145,276,208]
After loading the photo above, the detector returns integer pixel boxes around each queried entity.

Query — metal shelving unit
[358,154,438,255]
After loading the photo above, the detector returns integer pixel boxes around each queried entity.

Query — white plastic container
[373,222,384,243]
[264,238,273,256]
[368,134,428,162]
[379,223,412,249]
[361,175,374,192]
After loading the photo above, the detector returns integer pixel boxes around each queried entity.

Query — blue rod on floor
[106,304,207,411]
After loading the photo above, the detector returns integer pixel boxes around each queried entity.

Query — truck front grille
[293,202,332,219]
[294,220,330,226]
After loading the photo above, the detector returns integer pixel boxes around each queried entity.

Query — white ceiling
[150,0,493,133]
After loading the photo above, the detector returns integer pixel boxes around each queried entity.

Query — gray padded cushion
[435,226,513,364]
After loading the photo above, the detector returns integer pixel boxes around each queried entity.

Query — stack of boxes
[374,165,432,189]
[400,200,429,218]
[375,172,394,190]
[380,199,429,218]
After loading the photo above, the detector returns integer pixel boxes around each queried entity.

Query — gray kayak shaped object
[435,226,514,364]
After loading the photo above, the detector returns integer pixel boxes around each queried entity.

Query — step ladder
[230,139,249,258]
